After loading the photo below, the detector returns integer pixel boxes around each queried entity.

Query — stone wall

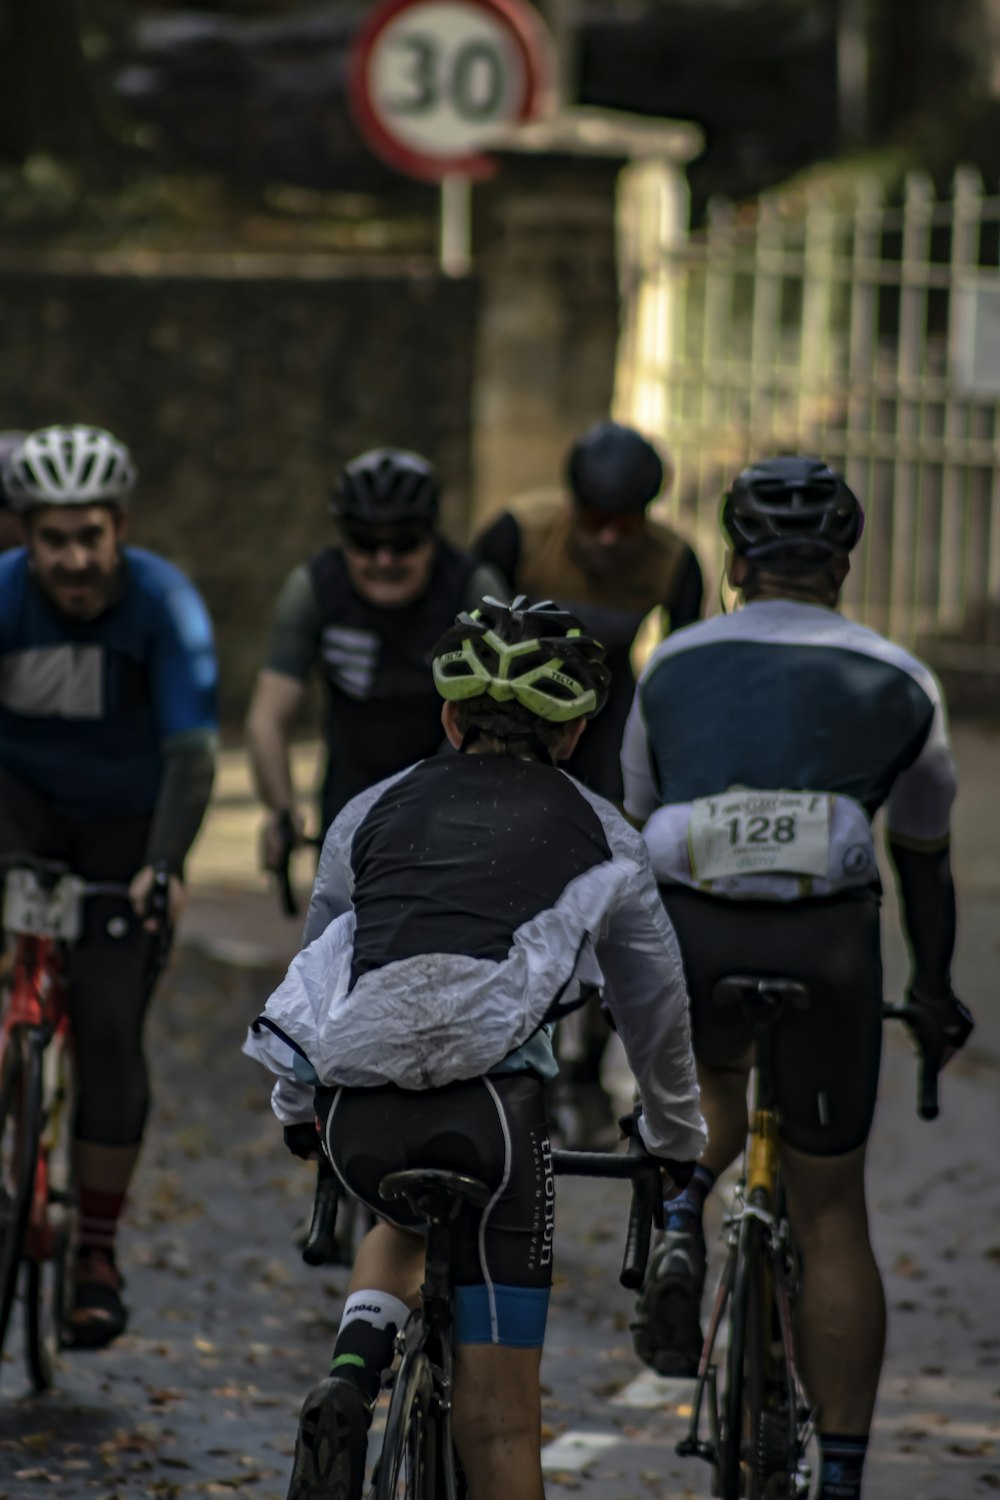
[0,260,477,721]
[471,154,622,525]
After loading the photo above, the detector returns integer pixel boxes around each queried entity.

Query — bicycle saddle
[713,975,812,1019]
[379,1169,491,1222]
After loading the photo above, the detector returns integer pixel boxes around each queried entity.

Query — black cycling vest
[308,541,477,828]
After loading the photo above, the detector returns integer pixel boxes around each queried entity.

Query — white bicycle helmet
[3,425,136,512]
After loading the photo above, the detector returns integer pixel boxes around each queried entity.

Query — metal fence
[614,163,1000,654]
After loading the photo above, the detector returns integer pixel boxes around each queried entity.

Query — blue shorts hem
[453,1283,549,1348]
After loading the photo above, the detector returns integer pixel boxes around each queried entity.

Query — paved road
[0,729,997,1499]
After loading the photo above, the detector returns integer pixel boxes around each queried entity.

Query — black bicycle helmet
[721,456,864,575]
[330,447,440,525]
[566,420,666,513]
[432,595,611,723]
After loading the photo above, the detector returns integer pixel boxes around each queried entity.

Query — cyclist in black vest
[246,449,503,873]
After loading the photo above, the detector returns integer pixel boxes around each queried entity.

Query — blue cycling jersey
[0,547,218,820]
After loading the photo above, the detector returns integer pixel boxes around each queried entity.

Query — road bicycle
[303,1136,671,1498]
[0,854,170,1390]
[676,974,965,1500]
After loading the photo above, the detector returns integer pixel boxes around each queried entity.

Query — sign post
[349,0,553,273]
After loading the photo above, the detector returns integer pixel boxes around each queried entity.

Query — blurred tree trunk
[875,0,1000,132]
[0,0,118,168]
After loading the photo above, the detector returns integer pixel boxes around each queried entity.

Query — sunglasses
[341,524,432,556]
[574,506,645,537]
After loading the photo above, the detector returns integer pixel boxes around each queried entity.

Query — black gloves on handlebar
[618,1108,697,1191]
[905,989,974,1065]
[283,1122,320,1160]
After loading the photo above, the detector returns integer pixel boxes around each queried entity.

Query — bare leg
[696,1052,752,1176]
[780,1141,885,1432]
[349,1227,544,1499]
[453,1344,545,1500]
[347,1219,424,1304]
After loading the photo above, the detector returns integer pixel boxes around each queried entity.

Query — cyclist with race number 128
[622,456,973,1500]
[0,425,218,1349]
[245,595,706,1500]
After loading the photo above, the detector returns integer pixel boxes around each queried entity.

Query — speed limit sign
[349,0,553,181]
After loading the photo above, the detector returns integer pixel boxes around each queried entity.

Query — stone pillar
[469,107,701,528]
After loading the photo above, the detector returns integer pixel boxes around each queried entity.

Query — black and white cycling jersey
[244,754,705,1163]
[622,599,956,899]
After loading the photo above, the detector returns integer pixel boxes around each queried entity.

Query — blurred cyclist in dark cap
[473,419,703,805]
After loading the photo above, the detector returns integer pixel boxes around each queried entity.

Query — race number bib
[688,791,832,882]
[2,870,83,942]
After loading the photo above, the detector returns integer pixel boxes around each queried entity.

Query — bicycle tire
[375,1349,438,1500]
[720,1210,767,1500]
[25,1029,77,1391]
[0,1028,42,1364]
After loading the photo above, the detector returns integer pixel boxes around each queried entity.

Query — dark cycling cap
[331,447,440,525]
[432,594,612,722]
[0,432,27,507]
[722,456,864,575]
[566,420,668,513]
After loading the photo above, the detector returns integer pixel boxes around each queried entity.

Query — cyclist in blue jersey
[622,456,973,1500]
[0,424,219,1348]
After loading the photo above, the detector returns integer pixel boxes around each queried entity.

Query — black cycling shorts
[319,1072,553,1348]
[661,887,883,1156]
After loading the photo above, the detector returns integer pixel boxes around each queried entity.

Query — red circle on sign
[348,0,550,182]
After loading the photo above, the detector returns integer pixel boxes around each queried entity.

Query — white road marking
[540,1430,621,1473]
[611,1370,697,1408]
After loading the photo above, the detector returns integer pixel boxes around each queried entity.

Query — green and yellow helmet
[432,595,611,723]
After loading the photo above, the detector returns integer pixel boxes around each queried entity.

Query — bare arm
[246,669,307,815]
[246,669,309,869]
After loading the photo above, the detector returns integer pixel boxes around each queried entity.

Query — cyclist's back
[625,597,953,871]
[624,456,971,1500]
[246,595,705,1500]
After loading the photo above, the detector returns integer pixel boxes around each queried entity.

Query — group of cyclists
[0,419,973,1500]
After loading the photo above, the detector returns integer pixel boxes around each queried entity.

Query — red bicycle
[0,855,169,1390]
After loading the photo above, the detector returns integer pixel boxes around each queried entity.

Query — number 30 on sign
[349,0,552,180]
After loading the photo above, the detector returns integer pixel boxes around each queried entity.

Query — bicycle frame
[1,932,72,1263]
[678,1006,815,1498]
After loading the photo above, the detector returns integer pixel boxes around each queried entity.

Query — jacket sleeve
[596,844,706,1161]
[302,820,354,945]
[300,767,421,946]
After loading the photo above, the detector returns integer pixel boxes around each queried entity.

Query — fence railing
[614,165,1000,652]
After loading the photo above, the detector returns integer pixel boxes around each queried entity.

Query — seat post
[421,1216,457,1336]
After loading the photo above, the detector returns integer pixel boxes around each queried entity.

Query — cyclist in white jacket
[245,595,704,1500]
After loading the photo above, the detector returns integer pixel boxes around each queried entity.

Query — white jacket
[244,765,706,1163]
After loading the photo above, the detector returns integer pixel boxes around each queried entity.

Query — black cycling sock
[817,1432,869,1498]
[330,1290,409,1406]
[665,1164,715,1233]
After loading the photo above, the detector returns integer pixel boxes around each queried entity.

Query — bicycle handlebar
[302,1153,341,1266]
[883,999,973,1122]
[302,1138,677,1288]
[553,1139,674,1291]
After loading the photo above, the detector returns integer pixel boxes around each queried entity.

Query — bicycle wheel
[0,1027,42,1364]
[25,1031,77,1391]
[719,1211,768,1500]
[375,1349,438,1500]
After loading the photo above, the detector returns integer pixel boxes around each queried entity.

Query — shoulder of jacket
[504,488,570,533]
